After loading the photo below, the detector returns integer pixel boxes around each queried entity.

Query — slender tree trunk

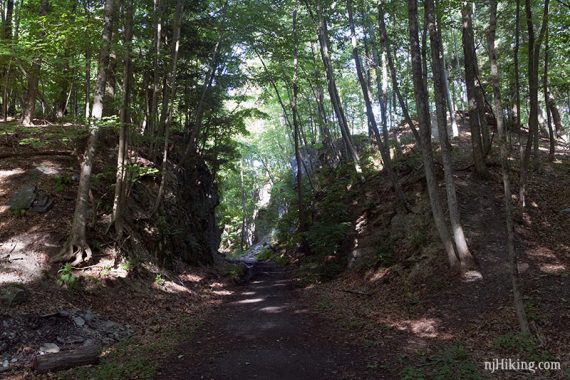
[378,3,421,144]
[57,0,115,265]
[461,1,488,177]
[347,0,406,211]
[426,0,474,269]
[514,0,522,143]
[313,0,361,174]
[21,0,48,126]
[2,0,13,121]
[543,27,554,160]
[181,2,227,162]
[110,0,134,237]
[488,0,530,334]
[520,0,549,207]
[407,0,459,269]
[147,0,162,140]
[153,0,184,213]
[291,0,308,245]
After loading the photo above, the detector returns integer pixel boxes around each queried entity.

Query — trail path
[157,262,376,380]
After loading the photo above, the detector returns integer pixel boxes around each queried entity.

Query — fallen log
[32,344,101,373]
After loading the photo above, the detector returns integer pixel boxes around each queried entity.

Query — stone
[0,285,28,307]
[29,190,53,213]
[6,185,53,213]
[40,343,60,354]
[562,208,570,213]
[7,185,36,211]
[83,311,94,323]
[73,316,85,327]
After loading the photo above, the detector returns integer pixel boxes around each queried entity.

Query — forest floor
[293,124,570,379]
[2,120,570,379]
[157,261,382,380]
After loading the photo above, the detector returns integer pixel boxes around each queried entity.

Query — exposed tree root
[53,241,93,266]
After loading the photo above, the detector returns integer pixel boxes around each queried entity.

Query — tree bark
[461,1,488,177]
[407,0,459,269]
[313,0,361,174]
[488,0,530,334]
[426,0,474,269]
[377,3,420,144]
[520,0,549,207]
[56,0,115,265]
[153,0,184,213]
[347,0,406,211]
[543,27,554,160]
[111,0,134,237]
[21,0,48,126]
[32,345,101,373]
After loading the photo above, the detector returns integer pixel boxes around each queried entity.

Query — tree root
[53,241,93,266]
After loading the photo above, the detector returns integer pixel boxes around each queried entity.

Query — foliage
[57,263,78,289]
[492,332,556,363]
[224,263,246,281]
[401,344,483,380]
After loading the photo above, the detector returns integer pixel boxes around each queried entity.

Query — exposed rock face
[130,154,220,266]
[179,159,221,264]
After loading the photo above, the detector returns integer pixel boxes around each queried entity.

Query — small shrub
[57,263,78,289]
[154,273,165,287]
[224,264,246,281]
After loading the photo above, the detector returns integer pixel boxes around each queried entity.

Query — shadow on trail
[156,261,381,380]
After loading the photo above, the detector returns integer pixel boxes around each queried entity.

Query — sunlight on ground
[0,168,26,197]
[258,306,288,314]
[235,297,265,304]
[0,234,49,285]
[539,263,566,274]
[394,318,453,340]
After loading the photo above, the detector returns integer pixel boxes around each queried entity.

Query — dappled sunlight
[0,233,51,285]
[392,318,453,340]
[539,263,566,274]
[258,305,289,314]
[234,297,265,304]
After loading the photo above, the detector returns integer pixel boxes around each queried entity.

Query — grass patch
[401,344,484,380]
[492,332,557,363]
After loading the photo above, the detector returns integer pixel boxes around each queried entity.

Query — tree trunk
[147,0,162,140]
[291,0,309,251]
[377,3,421,144]
[461,1,488,177]
[56,0,115,265]
[426,0,475,270]
[488,0,530,334]
[514,0,522,142]
[313,0,361,174]
[347,0,406,211]
[407,0,459,269]
[2,0,14,121]
[21,0,48,126]
[153,0,184,213]
[520,0,549,207]
[110,0,134,238]
[543,27,554,161]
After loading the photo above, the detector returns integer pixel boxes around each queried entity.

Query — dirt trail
[157,262,377,380]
